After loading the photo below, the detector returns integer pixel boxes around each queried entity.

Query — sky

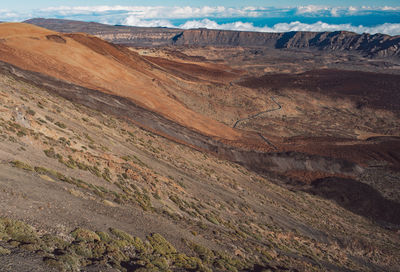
[1,1,400,35]
[3,1,400,10]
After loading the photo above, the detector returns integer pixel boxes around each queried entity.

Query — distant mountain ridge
[25,18,400,58]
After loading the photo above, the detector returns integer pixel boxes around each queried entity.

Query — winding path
[233,96,282,150]
[233,97,282,128]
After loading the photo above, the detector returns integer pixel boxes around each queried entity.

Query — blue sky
[1,1,400,35]
[4,0,400,10]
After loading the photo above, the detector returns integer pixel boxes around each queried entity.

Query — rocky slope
[0,52,399,272]
[0,21,399,271]
[25,18,400,58]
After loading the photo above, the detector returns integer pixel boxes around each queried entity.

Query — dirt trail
[233,96,282,128]
[233,96,282,150]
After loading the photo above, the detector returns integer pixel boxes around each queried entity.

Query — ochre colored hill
[0,23,245,142]
[143,55,241,83]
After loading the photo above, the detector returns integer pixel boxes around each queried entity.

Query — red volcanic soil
[144,55,241,83]
[0,23,252,144]
[239,69,400,112]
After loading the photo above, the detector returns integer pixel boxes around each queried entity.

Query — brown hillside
[0,23,245,142]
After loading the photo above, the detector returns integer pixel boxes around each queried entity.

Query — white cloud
[175,19,400,36]
[179,19,266,32]
[38,5,251,19]
[1,5,400,35]
[1,5,399,22]
[295,5,400,17]
[123,16,174,28]
[378,6,400,11]
[296,5,330,15]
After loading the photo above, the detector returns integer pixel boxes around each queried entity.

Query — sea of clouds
[1,5,400,35]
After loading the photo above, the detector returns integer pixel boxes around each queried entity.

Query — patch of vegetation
[44,115,53,122]
[190,242,247,272]
[147,233,176,255]
[109,228,135,245]
[16,130,27,137]
[10,160,33,171]
[206,214,220,225]
[33,164,118,200]
[58,137,71,146]
[54,122,66,129]
[0,246,11,255]
[71,228,100,243]
[133,190,152,211]
[87,165,102,177]
[121,154,148,168]
[34,166,58,177]
[0,214,252,271]
[43,147,57,159]
[84,133,94,143]
[26,108,35,116]
[0,217,41,246]
[102,167,112,182]
[36,118,47,124]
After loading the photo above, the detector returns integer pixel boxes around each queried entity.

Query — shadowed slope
[309,177,400,225]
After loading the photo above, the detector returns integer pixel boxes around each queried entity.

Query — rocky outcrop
[172,29,400,58]
[25,18,400,58]
[274,31,400,58]
[172,29,281,47]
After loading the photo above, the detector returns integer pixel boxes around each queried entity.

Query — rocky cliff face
[275,31,400,58]
[171,29,281,47]
[173,29,400,58]
[25,18,400,58]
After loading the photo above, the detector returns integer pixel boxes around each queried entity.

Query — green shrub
[70,228,100,243]
[55,122,66,129]
[10,160,33,171]
[26,108,35,116]
[16,130,26,137]
[68,241,93,258]
[151,256,169,270]
[43,147,57,158]
[102,168,112,182]
[147,233,176,255]
[109,228,134,244]
[41,234,68,250]
[45,115,54,122]
[173,254,204,270]
[88,165,101,177]
[0,217,39,244]
[44,254,80,271]
[34,167,57,177]
[192,243,215,264]
[63,156,76,169]
[95,231,111,242]
[0,246,11,255]
[134,191,152,211]
[206,214,220,225]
